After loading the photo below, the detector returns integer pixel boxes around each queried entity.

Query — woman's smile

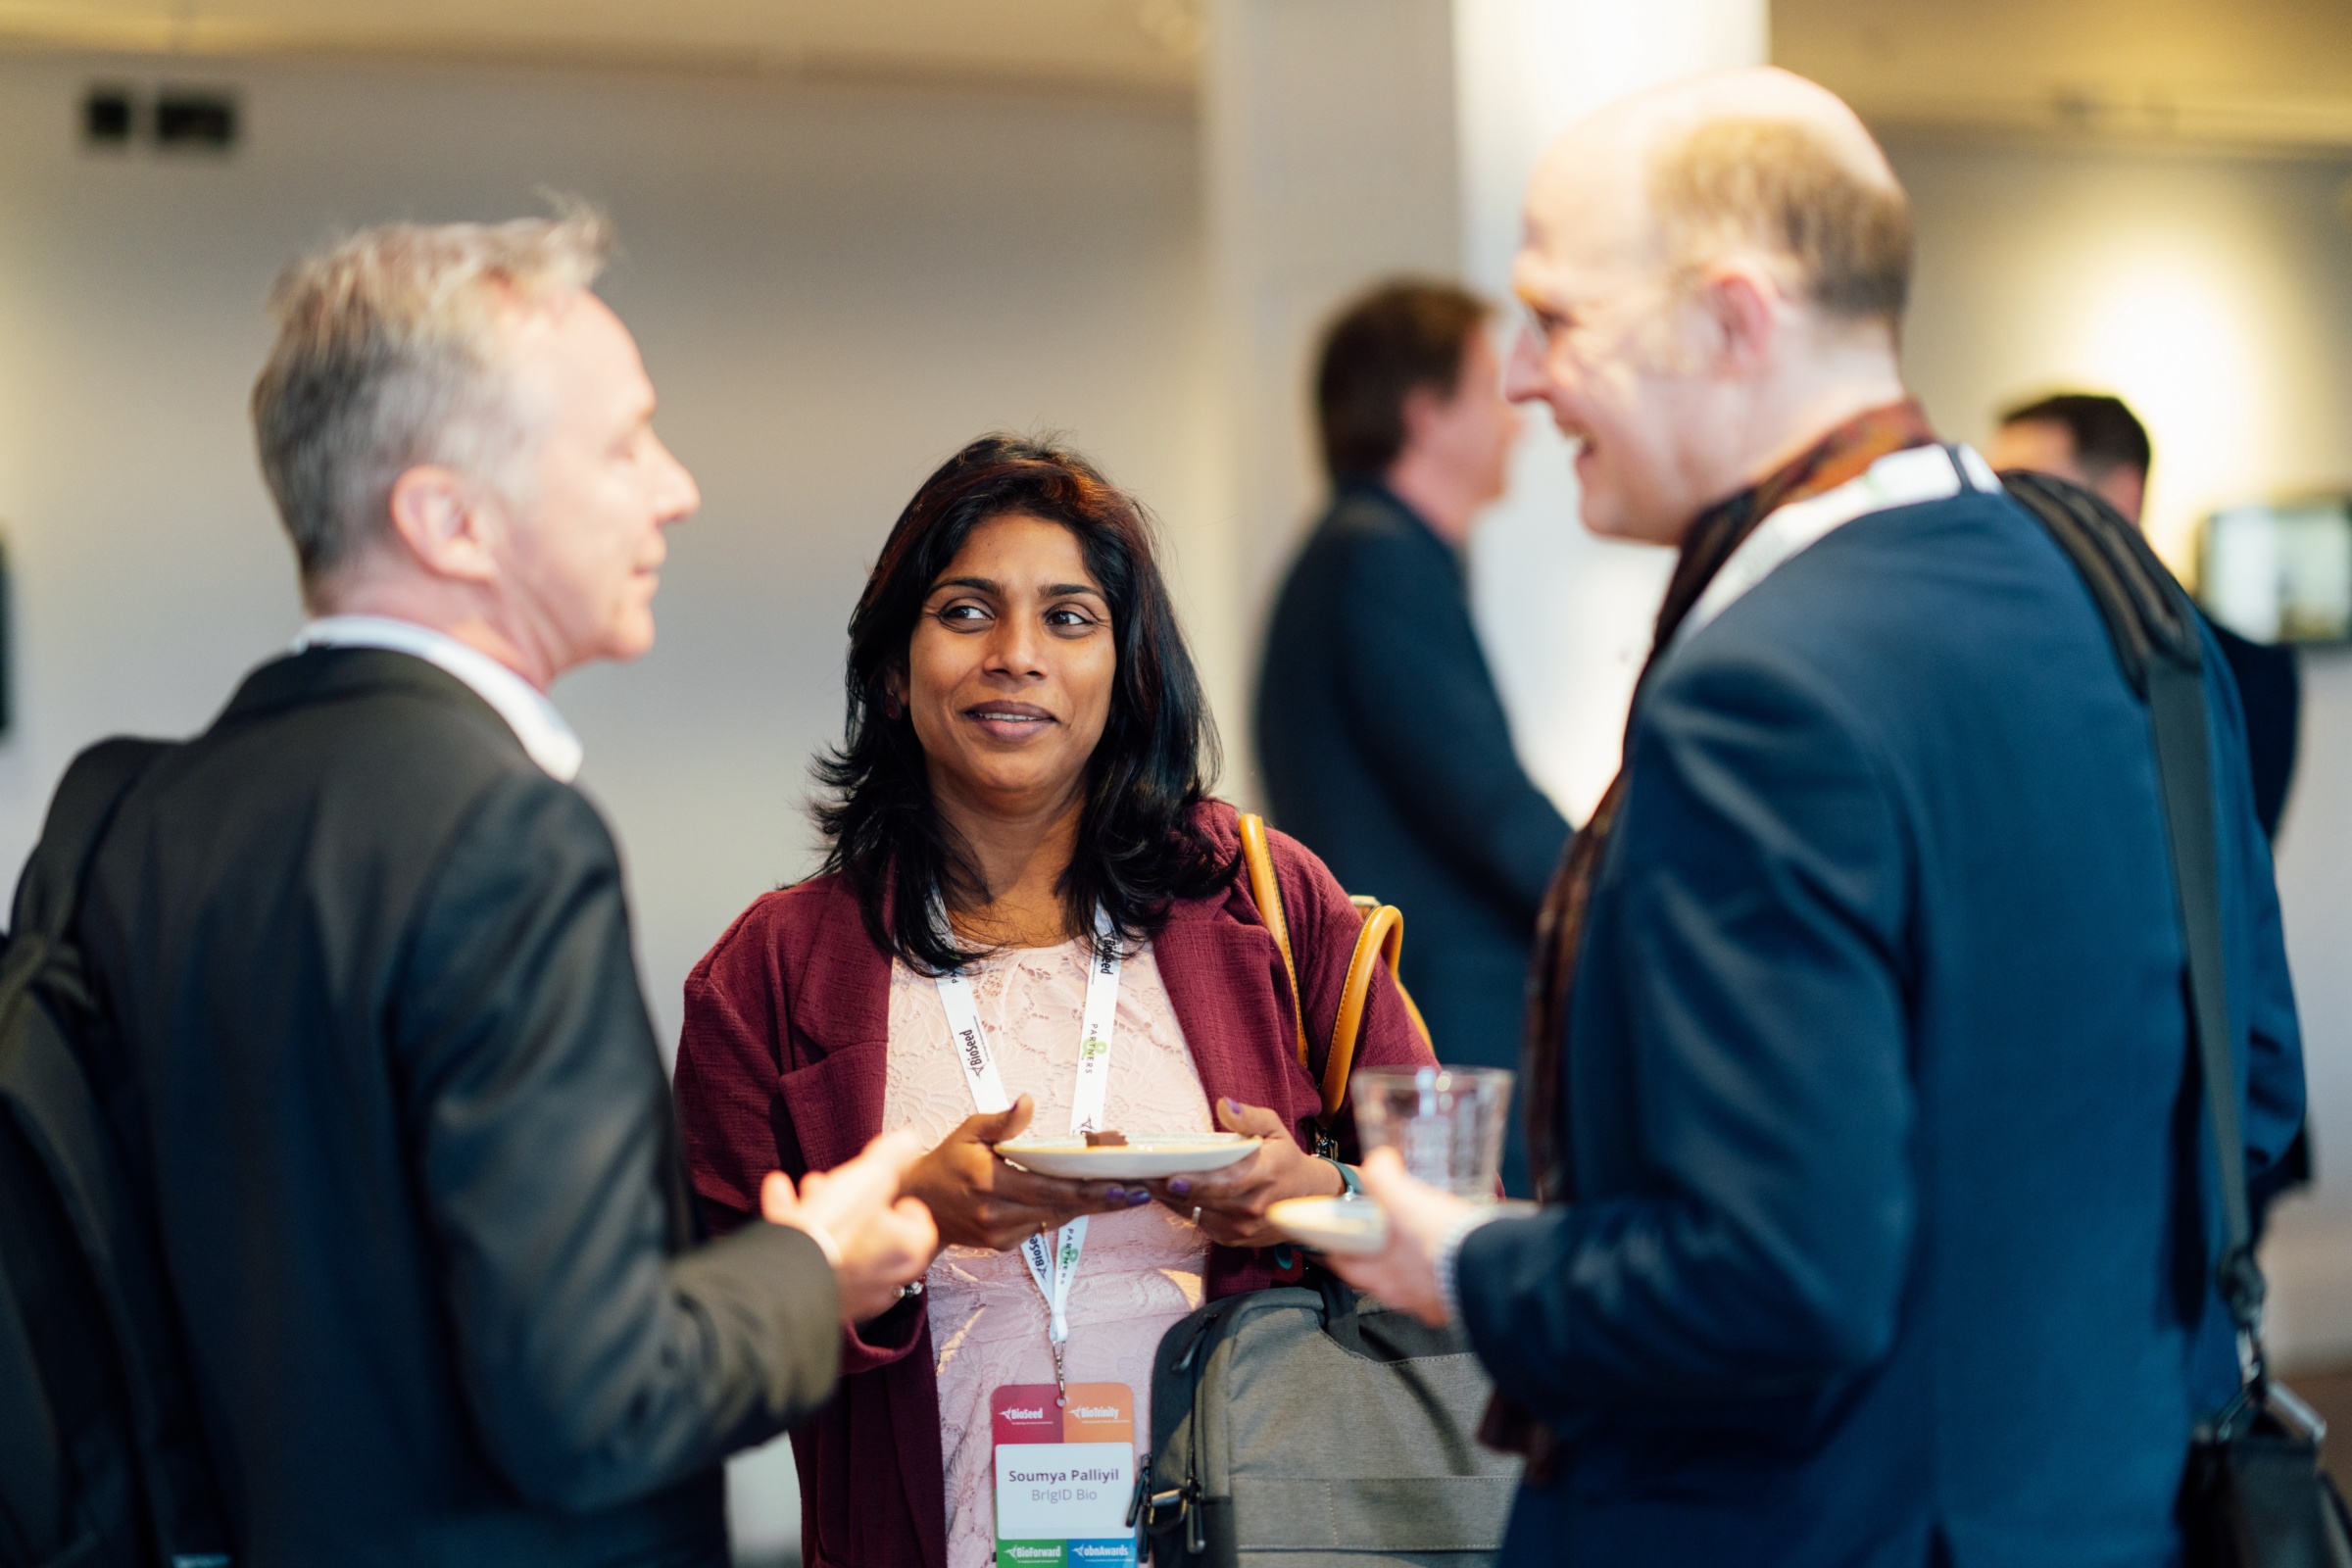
[962,700,1058,742]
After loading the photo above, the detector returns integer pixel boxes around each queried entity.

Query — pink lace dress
[884,939,1214,1568]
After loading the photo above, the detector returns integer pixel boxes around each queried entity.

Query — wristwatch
[1322,1156,1363,1199]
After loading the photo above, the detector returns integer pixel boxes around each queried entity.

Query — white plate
[1268,1195,1388,1255]
[994,1134,1259,1180]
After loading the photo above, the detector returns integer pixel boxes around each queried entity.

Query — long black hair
[814,434,1229,973]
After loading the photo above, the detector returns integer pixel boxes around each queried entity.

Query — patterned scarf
[1521,399,1937,1202]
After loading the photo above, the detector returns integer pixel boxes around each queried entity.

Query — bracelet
[1322,1156,1362,1199]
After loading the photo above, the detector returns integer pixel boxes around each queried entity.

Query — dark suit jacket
[76,649,843,1568]
[2208,619,2300,838]
[1457,486,2305,1566]
[672,801,1436,1568]
[1256,484,1570,1189]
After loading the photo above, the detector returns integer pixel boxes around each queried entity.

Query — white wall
[0,48,1210,1558]
[1886,132,2352,1366]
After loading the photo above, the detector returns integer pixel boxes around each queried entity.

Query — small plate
[1268,1195,1388,1255]
[995,1134,1259,1181]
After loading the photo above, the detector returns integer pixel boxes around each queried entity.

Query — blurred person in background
[1329,69,2303,1567]
[1256,279,1571,1198]
[77,212,935,1568]
[673,435,1435,1568]
[1990,390,2301,839]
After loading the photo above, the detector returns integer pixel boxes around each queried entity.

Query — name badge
[992,1382,1136,1567]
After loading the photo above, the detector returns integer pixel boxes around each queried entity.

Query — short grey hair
[250,205,612,590]
[1648,117,1911,329]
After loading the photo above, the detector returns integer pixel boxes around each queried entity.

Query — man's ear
[1396,382,1448,454]
[1696,262,1780,379]
[385,465,500,584]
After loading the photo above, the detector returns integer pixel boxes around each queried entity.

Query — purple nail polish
[1104,1185,1127,1202]
[1168,1177,1192,1197]
[1127,1190,1150,1205]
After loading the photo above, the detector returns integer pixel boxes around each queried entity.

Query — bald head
[1526,67,1908,333]
[1503,68,1915,544]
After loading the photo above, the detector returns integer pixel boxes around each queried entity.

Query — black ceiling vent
[82,86,135,147]
[154,89,237,152]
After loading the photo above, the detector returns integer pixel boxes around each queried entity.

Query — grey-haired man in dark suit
[76,212,935,1568]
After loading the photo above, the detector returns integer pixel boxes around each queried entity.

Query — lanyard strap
[933,907,1122,1400]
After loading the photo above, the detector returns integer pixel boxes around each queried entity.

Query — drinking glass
[1348,1065,1514,1201]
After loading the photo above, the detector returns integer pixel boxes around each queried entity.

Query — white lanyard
[933,906,1122,1403]
[1672,442,2002,653]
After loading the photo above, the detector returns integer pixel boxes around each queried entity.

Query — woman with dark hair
[674,434,1433,1568]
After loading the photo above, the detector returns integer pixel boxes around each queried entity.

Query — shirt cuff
[1435,1206,1506,1328]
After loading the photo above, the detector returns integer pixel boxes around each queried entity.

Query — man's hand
[1143,1099,1344,1248]
[901,1095,1145,1251]
[761,1129,940,1325]
[1319,1148,1476,1327]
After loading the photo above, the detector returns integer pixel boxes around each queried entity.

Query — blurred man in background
[1256,280,1571,1196]
[76,211,935,1567]
[1333,69,2302,1566]
[1990,390,2300,838]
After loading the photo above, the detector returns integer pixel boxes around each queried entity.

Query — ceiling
[1776,0,2352,149]
[3,0,2350,150]
[0,0,1204,96]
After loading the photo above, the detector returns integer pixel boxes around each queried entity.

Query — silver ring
[1191,1206,1203,1226]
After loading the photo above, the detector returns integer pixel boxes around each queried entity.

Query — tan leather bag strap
[1238,812,1310,1073]
[1239,813,1436,1125]
[1325,905,1398,1119]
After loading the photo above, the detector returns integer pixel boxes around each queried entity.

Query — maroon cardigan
[673,800,1434,1568]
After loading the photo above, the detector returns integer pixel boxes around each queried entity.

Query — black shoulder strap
[9,738,174,949]
[1998,468,2266,1369]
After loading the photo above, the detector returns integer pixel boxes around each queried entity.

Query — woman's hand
[903,1094,1149,1251]
[1144,1098,1344,1249]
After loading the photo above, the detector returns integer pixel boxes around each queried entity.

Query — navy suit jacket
[1256,483,1571,1191]
[1456,483,2304,1566]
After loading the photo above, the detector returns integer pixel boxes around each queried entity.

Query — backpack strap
[1997,467,2268,1376]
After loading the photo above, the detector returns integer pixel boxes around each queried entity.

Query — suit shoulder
[1315,491,1439,562]
[1681,490,2045,667]
[200,661,546,797]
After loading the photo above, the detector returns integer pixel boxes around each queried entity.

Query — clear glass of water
[1349,1065,1514,1202]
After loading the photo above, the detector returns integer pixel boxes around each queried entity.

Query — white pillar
[1457,0,1769,821]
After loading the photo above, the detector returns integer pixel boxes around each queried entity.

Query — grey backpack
[1131,1270,1521,1565]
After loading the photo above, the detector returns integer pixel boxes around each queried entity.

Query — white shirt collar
[290,615,585,783]
[1670,442,2003,655]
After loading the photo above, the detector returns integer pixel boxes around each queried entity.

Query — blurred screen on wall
[2197,499,2352,645]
